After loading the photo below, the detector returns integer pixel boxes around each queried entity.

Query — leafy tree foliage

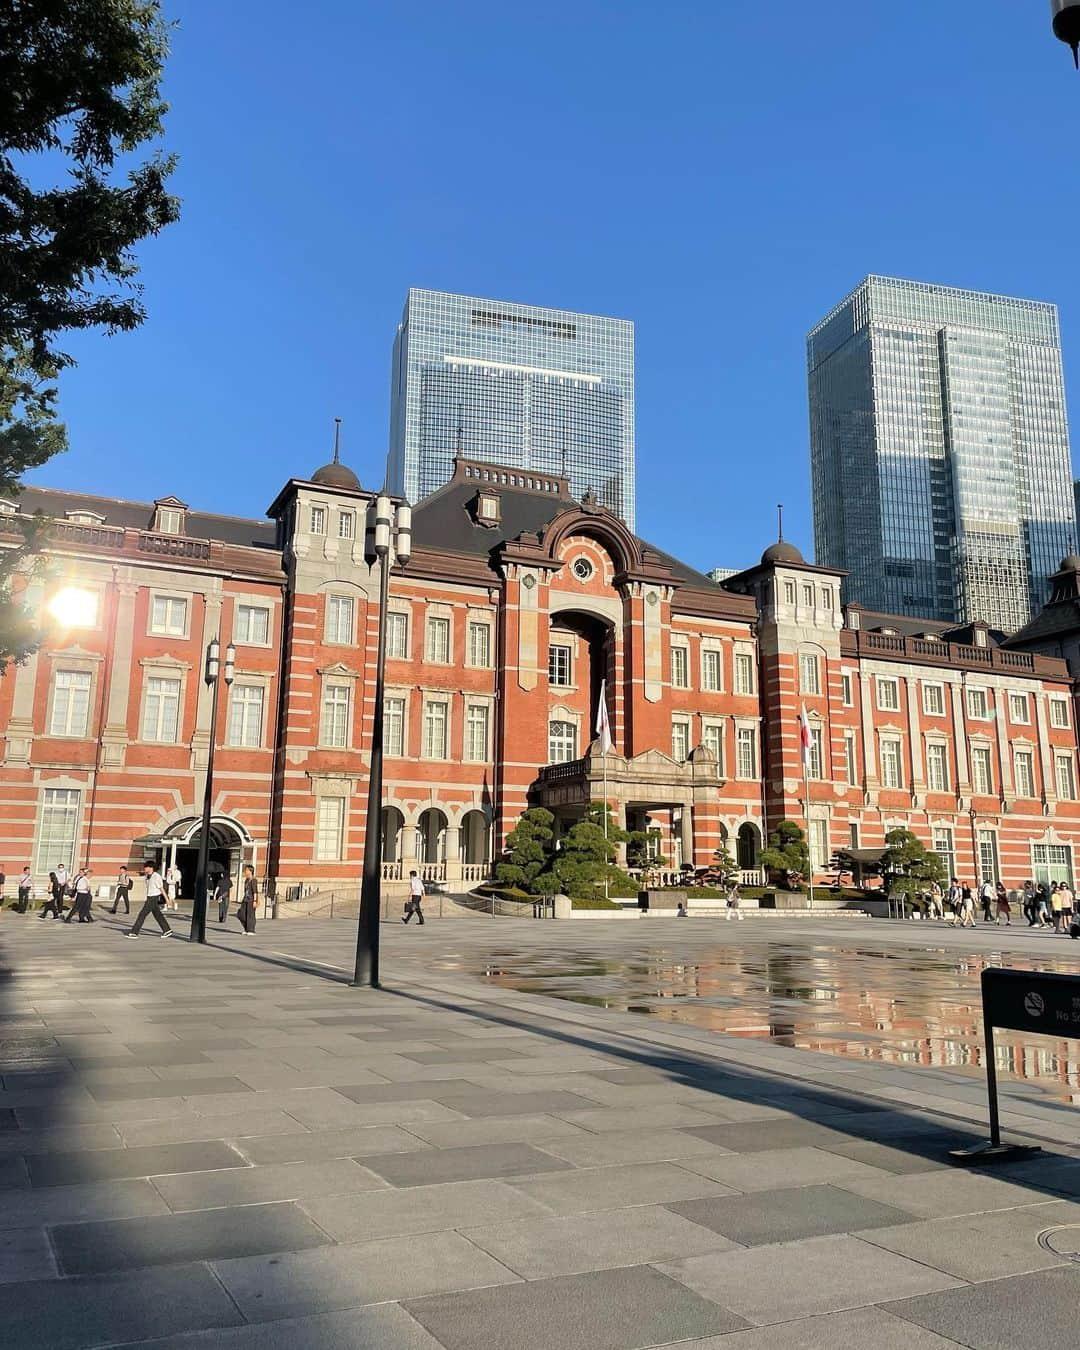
[882,827,946,905]
[760,819,810,890]
[495,807,555,892]
[712,834,737,881]
[498,802,630,899]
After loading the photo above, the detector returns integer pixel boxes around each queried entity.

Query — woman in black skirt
[39,872,63,919]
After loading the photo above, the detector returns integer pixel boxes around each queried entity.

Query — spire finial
[333,417,342,465]
[777,503,784,542]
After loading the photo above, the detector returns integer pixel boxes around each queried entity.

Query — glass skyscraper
[808,276,1076,631]
[389,289,635,527]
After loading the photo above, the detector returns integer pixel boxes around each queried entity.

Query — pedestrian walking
[995,881,1011,926]
[165,862,182,912]
[1022,880,1037,926]
[16,863,32,913]
[1035,881,1051,927]
[63,868,95,923]
[402,870,425,925]
[945,878,962,926]
[927,880,944,920]
[1051,883,1065,933]
[1061,881,1074,933]
[125,861,173,938]
[108,866,133,915]
[237,865,257,934]
[676,901,688,918]
[0,863,5,907]
[724,881,743,921]
[979,878,995,923]
[961,882,977,928]
[215,870,232,924]
[39,872,63,919]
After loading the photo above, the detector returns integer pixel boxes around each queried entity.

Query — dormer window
[65,510,106,526]
[152,498,187,535]
[470,490,501,526]
[0,500,16,516]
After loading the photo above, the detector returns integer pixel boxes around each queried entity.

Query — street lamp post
[969,807,979,884]
[1052,1,1080,67]
[190,637,235,944]
[352,493,411,988]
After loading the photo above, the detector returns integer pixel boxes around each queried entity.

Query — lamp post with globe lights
[190,637,235,944]
[1052,1,1080,67]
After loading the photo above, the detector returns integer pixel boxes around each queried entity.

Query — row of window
[668,646,755,695]
[48,590,273,644]
[835,668,1071,728]
[667,721,758,777]
[328,602,494,668]
[383,696,490,762]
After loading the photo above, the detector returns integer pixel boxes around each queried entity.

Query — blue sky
[30,1,1080,574]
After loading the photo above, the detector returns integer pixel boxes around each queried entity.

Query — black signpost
[950,966,1080,1163]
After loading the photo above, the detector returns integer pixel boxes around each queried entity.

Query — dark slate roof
[13,486,278,551]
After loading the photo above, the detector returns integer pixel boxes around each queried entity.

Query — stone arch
[381,806,405,864]
[736,821,761,871]
[416,807,449,864]
[461,810,491,866]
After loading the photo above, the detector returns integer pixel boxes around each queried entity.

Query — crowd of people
[914,877,1078,934]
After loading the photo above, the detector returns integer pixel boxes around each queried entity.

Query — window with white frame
[923,683,945,717]
[1008,692,1030,724]
[877,677,900,712]
[1014,749,1036,798]
[802,583,814,607]
[807,725,825,780]
[35,787,81,875]
[799,652,820,695]
[783,580,795,604]
[808,819,828,871]
[849,821,860,848]
[548,719,577,765]
[422,699,448,759]
[548,642,571,686]
[671,719,690,762]
[933,827,955,881]
[844,731,857,785]
[926,742,949,792]
[736,725,757,779]
[1032,843,1073,888]
[315,796,345,861]
[1050,697,1070,729]
[141,675,181,742]
[971,745,993,795]
[309,505,326,535]
[234,603,270,646]
[1056,754,1076,800]
[320,683,351,748]
[735,652,754,695]
[671,645,689,689]
[702,721,724,768]
[977,829,999,884]
[467,620,491,668]
[150,595,188,637]
[337,510,354,540]
[326,595,354,645]
[386,611,409,659]
[384,696,405,756]
[426,615,451,663]
[701,648,721,692]
[50,670,92,737]
[967,687,989,720]
[880,737,903,788]
[841,672,853,707]
[228,684,264,747]
[821,587,833,610]
[465,704,489,762]
[155,507,182,535]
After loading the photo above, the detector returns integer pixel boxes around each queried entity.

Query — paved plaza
[1,911,1080,1349]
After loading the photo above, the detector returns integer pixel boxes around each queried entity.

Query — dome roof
[1059,554,1080,573]
[761,539,805,565]
[311,460,361,491]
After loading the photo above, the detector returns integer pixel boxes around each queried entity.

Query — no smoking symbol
[1025,992,1046,1018]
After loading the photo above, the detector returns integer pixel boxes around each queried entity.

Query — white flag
[595,680,613,755]
[798,703,811,766]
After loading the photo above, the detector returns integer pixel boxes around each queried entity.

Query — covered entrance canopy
[132,815,258,901]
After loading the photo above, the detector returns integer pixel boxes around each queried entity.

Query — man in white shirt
[402,871,425,925]
[17,864,32,912]
[165,863,182,911]
[125,861,173,938]
[63,868,95,923]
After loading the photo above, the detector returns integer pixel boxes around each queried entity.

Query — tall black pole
[353,547,390,986]
[190,681,219,945]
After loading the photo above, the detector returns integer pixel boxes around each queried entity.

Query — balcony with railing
[844,628,1052,676]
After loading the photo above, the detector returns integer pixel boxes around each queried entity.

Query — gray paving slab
[428,1087,600,1117]
[659,1233,962,1325]
[678,1145,895,1191]
[405,1112,588,1148]
[402,1045,532,1063]
[66,1047,213,1069]
[668,1183,916,1245]
[886,1265,1080,1349]
[551,1102,724,1132]
[0,1261,242,1349]
[51,1199,332,1275]
[86,1076,253,1102]
[212,1229,520,1321]
[332,1078,476,1104]
[115,1302,447,1350]
[817,1136,953,1174]
[0,1155,28,1189]
[300,1177,554,1241]
[152,1157,389,1211]
[536,1127,731,1167]
[0,1123,115,1157]
[403,1263,748,1350]
[510,1160,736,1215]
[116,1108,305,1147]
[661,1305,968,1349]
[233,1124,431,1165]
[0,1226,56,1283]
[25,1139,245,1188]
[0,1178,172,1230]
[357,1140,573,1187]
[684,1118,864,1154]
[835,1168,1054,1219]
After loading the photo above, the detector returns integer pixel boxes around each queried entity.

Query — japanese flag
[799,703,811,766]
[596,680,613,755]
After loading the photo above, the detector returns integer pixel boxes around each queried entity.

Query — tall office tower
[808,276,1076,630]
[389,289,635,527]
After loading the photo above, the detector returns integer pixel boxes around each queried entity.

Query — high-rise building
[389,288,635,527]
[808,275,1076,630]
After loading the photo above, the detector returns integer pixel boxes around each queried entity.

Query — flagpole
[604,751,609,901]
[805,754,814,913]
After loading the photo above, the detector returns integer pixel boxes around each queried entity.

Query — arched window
[548,720,577,765]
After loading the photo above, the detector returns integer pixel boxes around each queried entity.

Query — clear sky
[29,0,1080,575]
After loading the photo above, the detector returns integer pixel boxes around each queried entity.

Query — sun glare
[48,586,98,629]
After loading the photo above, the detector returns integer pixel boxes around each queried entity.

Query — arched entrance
[737,822,761,872]
[382,806,404,864]
[416,808,448,864]
[135,814,254,902]
[548,608,615,758]
[461,810,490,868]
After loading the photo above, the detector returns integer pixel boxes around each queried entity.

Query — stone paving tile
[85,1076,253,1102]
[404,1263,748,1350]
[357,1140,573,1187]
[817,1136,953,1175]
[51,1199,332,1275]
[0,1227,56,1284]
[886,1265,1080,1349]
[535,1127,731,1168]
[662,1304,968,1349]
[152,1157,388,1212]
[552,1103,730,1133]
[333,1078,476,1104]
[116,1302,448,1350]
[401,1045,533,1064]
[405,1112,589,1148]
[233,1124,431,1164]
[683,1119,862,1154]
[0,1261,242,1349]
[212,1230,520,1322]
[678,1145,895,1192]
[659,1233,963,1325]
[510,1161,737,1215]
[0,1155,29,1189]
[426,1088,600,1118]
[462,1204,737,1278]
[835,1168,1053,1219]
[300,1177,553,1242]
[116,1109,304,1147]
[668,1184,916,1246]
[26,1139,245,1188]
[66,1047,213,1069]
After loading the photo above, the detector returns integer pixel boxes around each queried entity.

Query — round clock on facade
[572,557,594,582]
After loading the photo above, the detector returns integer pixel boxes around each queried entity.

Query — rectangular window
[1032,842,1073,889]
[977,829,999,884]
[923,683,945,717]
[228,684,264,747]
[235,604,270,646]
[671,719,690,762]
[807,725,825,780]
[337,510,354,540]
[933,828,955,882]
[671,646,689,688]
[326,595,354,645]
[156,507,182,535]
[549,643,571,686]
[50,669,92,737]
[971,745,993,795]
[844,732,857,785]
[1008,692,1029,724]
[799,653,820,695]
[141,675,181,743]
[849,821,860,849]
[783,580,795,604]
[701,649,721,692]
[386,612,409,660]
[735,652,754,695]
[822,588,833,610]
[926,742,949,792]
[877,677,900,712]
[967,687,989,720]
[808,819,828,871]
[426,615,450,663]
[841,673,853,707]
[548,719,577,765]
[880,738,903,788]
[802,584,814,608]
[35,787,81,876]
[310,505,326,535]
[736,726,757,779]
[1056,754,1076,800]
[384,696,405,757]
[320,683,351,748]
[702,721,723,769]
[1050,697,1070,729]
[150,595,188,637]
[467,621,491,668]
[1014,749,1036,798]
[465,704,489,762]
[315,797,345,862]
[422,700,448,759]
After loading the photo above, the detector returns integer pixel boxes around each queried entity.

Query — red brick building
[3,453,1080,900]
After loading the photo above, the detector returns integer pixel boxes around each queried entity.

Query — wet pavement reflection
[459,938,1080,1105]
